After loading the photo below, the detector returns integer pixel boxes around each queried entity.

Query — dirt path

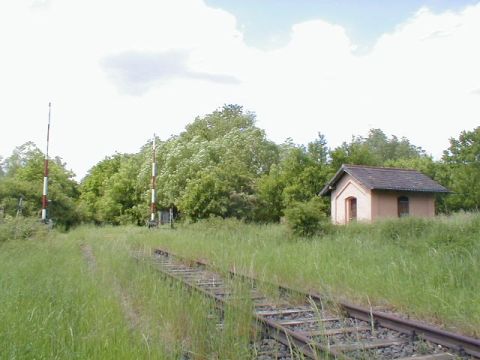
[80,244,142,332]
[80,244,96,272]
[114,279,143,332]
[78,244,183,357]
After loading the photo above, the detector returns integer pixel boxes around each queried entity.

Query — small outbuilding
[320,165,449,224]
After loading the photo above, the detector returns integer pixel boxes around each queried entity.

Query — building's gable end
[331,174,372,224]
[334,177,368,199]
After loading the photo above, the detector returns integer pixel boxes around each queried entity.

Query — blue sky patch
[205,0,478,50]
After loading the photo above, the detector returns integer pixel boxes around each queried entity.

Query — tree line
[1,104,479,227]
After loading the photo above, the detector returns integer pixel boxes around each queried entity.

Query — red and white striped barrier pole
[41,102,51,223]
[150,134,157,222]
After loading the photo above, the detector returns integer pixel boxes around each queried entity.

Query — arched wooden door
[346,197,357,223]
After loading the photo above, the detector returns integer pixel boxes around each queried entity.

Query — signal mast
[150,134,157,226]
[41,102,51,223]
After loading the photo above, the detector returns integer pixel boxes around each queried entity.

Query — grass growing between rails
[133,212,480,338]
[0,225,257,359]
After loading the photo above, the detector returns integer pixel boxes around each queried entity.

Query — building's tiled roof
[319,164,449,196]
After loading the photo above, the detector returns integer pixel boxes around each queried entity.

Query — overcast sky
[1,0,479,180]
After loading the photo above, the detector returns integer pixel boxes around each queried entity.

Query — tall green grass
[1,214,477,358]
[0,236,149,359]
[133,213,480,337]
[0,225,256,359]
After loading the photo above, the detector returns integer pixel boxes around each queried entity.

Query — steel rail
[331,301,480,359]
[152,248,479,359]
[171,249,480,358]
[151,249,341,359]
[244,275,480,359]
[240,276,480,359]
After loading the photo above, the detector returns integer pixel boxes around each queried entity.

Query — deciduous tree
[441,127,480,211]
[0,142,79,227]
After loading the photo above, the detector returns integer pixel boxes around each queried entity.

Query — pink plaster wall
[331,175,436,224]
[331,174,371,224]
[371,190,435,220]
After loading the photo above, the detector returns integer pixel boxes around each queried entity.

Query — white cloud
[0,1,479,179]
[245,4,480,152]
[102,50,239,95]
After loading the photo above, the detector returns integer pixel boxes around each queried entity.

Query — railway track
[144,248,479,360]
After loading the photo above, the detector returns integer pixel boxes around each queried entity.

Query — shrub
[0,217,48,243]
[284,198,330,237]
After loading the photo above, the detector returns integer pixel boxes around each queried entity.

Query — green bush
[284,198,330,237]
[0,217,48,243]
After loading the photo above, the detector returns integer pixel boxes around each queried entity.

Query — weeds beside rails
[142,247,319,359]
[134,213,480,338]
[146,247,480,360]
[0,228,265,359]
[132,247,257,359]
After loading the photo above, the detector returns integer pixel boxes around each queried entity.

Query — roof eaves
[319,165,346,196]
[371,186,450,193]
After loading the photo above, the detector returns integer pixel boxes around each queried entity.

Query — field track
[140,248,480,360]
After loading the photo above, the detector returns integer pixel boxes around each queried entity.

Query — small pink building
[320,165,449,224]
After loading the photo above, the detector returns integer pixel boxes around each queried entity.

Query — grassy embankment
[0,223,255,359]
[132,212,480,338]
